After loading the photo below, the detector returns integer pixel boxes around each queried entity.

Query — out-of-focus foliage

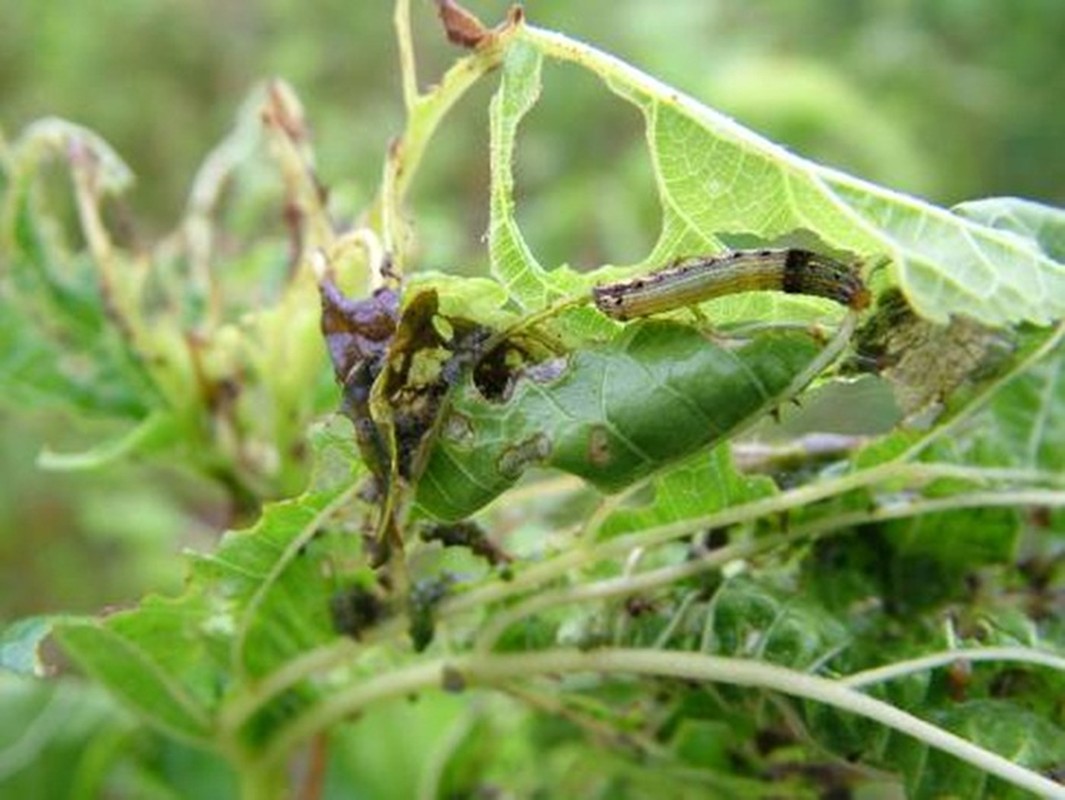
[3,0,1064,264]
[2,2,1064,799]
[0,416,226,617]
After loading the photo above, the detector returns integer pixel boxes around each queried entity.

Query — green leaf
[954,196,1065,262]
[327,697,469,800]
[405,272,512,326]
[0,675,236,800]
[0,256,153,418]
[635,100,875,264]
[55,597,217,746]
[486,39,604,332]
[907,700,1065,799]
[488,42,553,310]
[0,123,156,419]
[44,422,366,750]
[189,486,358,680]
[52,522,343,751]
[983,345,1065,473]
[823,177,1065,326]
[518,26,1065,327]
[698,576,850,668]
[880,508,1020,612]
[597,444,776,539]
[0,676,131,799]
[416,322,821,521]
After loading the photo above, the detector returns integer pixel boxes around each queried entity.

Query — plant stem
[375,16,515,266]
[473,488,1065,651]
[223,465,1065,726]
[258,648,1065,798]
[394,0,419,111]
[841,646,1065,688]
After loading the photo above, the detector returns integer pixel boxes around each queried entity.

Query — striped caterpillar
[593,248,870,320]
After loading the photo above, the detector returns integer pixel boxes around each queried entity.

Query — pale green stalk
[256,649,1065,798]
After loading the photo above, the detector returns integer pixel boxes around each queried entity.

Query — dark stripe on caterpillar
[782,248,811,295]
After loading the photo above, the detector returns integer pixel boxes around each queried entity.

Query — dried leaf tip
[434,1,524,49]
[435,0,490,48]
[261,79,308,143]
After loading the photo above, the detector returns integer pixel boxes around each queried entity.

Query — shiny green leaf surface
[416,322,820,521]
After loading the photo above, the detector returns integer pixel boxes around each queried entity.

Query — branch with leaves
[2,2,1064,798]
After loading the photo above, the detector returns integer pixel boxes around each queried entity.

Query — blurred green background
[2,2,1064,796]
[2,0,1064,618]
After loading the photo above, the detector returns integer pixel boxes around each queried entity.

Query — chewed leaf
[488,42,551,309]
[514,25,1065,327]
[0,143,154,418]
[415,322,821,521]
[189,486,357,678]
[488,41,607,316]
[823,174,1065,326]
[638,103,878,262]
[52,460,363,744]
[404,272,512,326]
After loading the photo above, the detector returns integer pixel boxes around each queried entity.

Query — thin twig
[394,0,419,110]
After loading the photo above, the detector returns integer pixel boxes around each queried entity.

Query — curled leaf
[13,118,134,195]
[416,322,824,521]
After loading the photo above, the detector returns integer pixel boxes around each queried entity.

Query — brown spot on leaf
[498,433,551,479]
[587,426,612,468]
[264,79,308,143]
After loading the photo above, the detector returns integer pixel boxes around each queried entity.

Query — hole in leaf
[408,80,495,275]
[512,60,658,271]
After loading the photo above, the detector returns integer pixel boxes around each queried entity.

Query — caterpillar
[593,248,870,321]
